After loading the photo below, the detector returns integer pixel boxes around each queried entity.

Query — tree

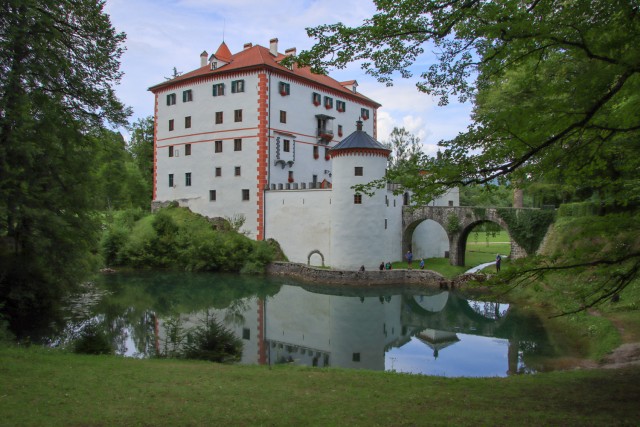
[0,0,129,331]
[295,0,640,309]
[385,127,423,172]
[128,116,155,199]
[297,0,640,203]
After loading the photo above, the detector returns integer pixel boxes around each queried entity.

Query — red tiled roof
[148,42,380,107]
[213,41,232,62]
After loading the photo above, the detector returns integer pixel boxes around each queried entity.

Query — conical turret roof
[330,121,390,157]
[213,41,232,62]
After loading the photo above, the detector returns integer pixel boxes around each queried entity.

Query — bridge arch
[402,206,529,266]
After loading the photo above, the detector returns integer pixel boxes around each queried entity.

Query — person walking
[496,254,502,272]
[405,250,413,269]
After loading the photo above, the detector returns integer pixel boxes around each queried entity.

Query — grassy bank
[1,346,639,426]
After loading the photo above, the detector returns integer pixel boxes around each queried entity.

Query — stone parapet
[266,262,450,288]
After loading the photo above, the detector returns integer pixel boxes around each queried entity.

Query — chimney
[284,47,296,56]
[200,50,208,67]
[269,38,278,56]
[243,42,252,50]
[356,120,363,131]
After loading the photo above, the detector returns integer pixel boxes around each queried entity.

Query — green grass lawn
[1,346,638,426]
[392,231,511,278]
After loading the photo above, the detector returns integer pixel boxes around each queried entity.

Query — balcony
[317,129,333,143]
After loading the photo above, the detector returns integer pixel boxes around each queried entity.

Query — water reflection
[49,272,554,377]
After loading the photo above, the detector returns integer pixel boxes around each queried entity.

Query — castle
[149,38,458,270]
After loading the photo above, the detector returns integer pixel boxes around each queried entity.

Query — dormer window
[210,61,218,70]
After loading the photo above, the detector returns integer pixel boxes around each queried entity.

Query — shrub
[182,314,242,363]
[73,325,113,355]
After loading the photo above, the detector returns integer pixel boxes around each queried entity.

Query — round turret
[329,121,391,270]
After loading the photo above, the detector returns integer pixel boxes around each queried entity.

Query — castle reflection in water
[151,284,546,377]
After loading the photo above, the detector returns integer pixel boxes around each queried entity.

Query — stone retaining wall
[266,262,451,288]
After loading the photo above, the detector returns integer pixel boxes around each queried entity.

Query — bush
[73,325,113,355]
[100,206,277,273]
[182,314,242,363]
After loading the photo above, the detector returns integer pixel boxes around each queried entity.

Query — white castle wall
[264,189,332,266]
[267,75,373,189]
[411,187,459,259]
[154,72,262,237]
[331,152,389,270]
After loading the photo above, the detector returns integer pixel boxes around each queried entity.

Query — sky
[104,0,472,155]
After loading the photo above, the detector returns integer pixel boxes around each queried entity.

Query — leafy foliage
[296,0,640,303]
[182,313,243,363]
[0,0,129,329]
[496,209,556,254]
[101,206,276,273]
[73,324,114,355]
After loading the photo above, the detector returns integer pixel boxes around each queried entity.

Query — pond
[45,271,557,377]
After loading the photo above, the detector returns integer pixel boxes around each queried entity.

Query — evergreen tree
[0,0,129,330]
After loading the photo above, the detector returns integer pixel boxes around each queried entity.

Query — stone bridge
[402,206,535,266]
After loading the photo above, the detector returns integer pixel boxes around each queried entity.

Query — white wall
[331,152,389,270]
[264,189,332,265]
[154,72,262,237]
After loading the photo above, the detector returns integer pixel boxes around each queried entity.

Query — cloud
[104,0,471,145]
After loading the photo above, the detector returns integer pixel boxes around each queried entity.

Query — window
[242,328,250,340]
[166,93,176,105]
[185,172,191,187]
[169,119,174,131]
[231,79,245,93]
[361,108,370,120]
[338,125,343,137]
[169,146,174,157]
[355,166,363,176]
[283,139,290,152]
[212,83,225,96]
[385,218,388,229]
[168,174,174,187]
[185,144,191,156]
[234,109,243,122]
[312,92,321,106]
[185,116,191,128]
[279,82,290,96]
[183,89,193,102]
[215,111,223,124]
[234,139,242,151]
[324,96,333,109]
[354,194,362,204]
[288,171,293,182]
[215,140,223,153]
[352,353,361,362]
[235,166,241,176]
[242,189,250,201]
[209,190,216,201]
[313,146,319,159]
[215,167,221,177]
[280,110,286,123]
[336,100,346,112]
